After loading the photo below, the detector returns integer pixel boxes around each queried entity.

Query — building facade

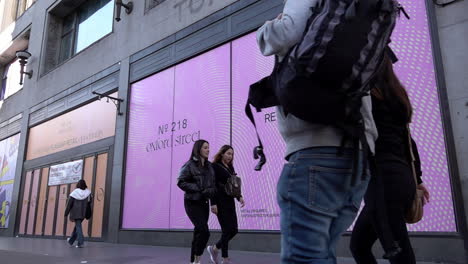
[0,0,466,263]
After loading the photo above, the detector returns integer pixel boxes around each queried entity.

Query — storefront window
[123,8,458,232]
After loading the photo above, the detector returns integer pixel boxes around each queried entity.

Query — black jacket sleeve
[64,197,74,217]
[210,164,224,206]
[203,164,217,204]
[177,162,201,193]
[411,137,423,185]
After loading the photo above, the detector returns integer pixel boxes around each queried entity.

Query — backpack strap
[245,102,267,171]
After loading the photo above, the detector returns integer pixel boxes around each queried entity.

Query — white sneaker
[207,245,219,264]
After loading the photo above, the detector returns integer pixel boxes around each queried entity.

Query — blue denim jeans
[69,219,84,246]
[277,147,370,264]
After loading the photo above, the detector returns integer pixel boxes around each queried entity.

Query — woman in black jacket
[65,179,92,248]
[207,145,245,264]
[177,139,217,264]
[350,55,430,264]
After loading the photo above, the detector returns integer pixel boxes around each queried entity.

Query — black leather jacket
[372,95,423,184]
[177,159,216,201]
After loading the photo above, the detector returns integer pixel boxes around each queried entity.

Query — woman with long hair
[65,179,92,248]
[350,55,430,263]
[178,140,217,264]
[207,145,245,264]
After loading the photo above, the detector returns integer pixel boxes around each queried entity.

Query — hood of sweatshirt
[69,188,91,200]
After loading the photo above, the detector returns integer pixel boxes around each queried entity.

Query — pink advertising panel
[231,34,284,230]
[169,44,231,229]
[122,67,175,229]
[123,0,456,232]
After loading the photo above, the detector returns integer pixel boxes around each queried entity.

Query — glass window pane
[3,59,23,99]
[62,14,75,34]
[75,0,113,53]
[59,33,73,63]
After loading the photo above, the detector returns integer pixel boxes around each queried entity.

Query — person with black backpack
[178,140,217,264]
[207,145,245,264]
[65,179,93,248]
[350,54,430,264]
[253,0,402,262]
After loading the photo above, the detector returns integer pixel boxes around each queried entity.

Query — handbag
[85,195,93,220]
[405,125,424,224]
[219,165,242,199]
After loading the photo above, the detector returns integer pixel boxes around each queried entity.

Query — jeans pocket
[308,165,352,212]
[277,163,294,203]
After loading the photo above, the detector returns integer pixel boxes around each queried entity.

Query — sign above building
[26,93,117,160]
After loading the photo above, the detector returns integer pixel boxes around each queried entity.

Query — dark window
[146,0,167,12]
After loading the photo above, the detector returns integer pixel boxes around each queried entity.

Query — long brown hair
[213,145,234,171]
[190,139,209,167]
[372,55,413,123]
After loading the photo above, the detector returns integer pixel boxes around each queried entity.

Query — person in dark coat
[65,179,92,248]
[350,55,430,264]
[207,145,245,264]
[177,140,217,264]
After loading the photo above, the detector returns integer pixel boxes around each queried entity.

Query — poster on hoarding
[0,133,21,228]
[48,160,83,186]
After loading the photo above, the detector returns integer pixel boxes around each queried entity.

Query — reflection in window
[1,60,23,101]
[76,0,113,53]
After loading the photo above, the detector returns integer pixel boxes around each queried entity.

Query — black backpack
[247,0,407,180]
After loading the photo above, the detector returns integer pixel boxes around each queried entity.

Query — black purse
[85,195,93,220]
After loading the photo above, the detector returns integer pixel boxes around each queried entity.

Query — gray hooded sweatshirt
[256,0,378,158]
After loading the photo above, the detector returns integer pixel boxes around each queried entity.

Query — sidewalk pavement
[0,237,447,264]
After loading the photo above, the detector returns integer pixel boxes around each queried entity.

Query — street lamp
[115,0,133,22]
[15,50,33,85]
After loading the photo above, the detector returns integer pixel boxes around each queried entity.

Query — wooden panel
[91,153,107,238]
[66,183,77,237]
[35,168,49,235]
[55,185,68,236]
[82,156,94,237]
[26,169,41,235]
[44,186,57,236]
[18,171,32,235]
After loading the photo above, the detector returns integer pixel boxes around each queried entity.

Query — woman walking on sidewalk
[207,145,245,264]
[350,55,430,264]
[65,179,92,248]
[178,140,217,264]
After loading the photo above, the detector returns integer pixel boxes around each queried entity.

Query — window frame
[57,0,114,64]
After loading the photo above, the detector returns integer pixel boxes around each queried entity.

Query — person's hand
[239,197,245,208]
[418,183,430,205]
[211,205,218,215]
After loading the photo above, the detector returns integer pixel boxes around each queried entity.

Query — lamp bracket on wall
[115,0,133,22]
[92,91,124,116]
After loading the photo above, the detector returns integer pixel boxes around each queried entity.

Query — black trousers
[350,160,416,264]
[184,199,210,262]
[215,196,238,258]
